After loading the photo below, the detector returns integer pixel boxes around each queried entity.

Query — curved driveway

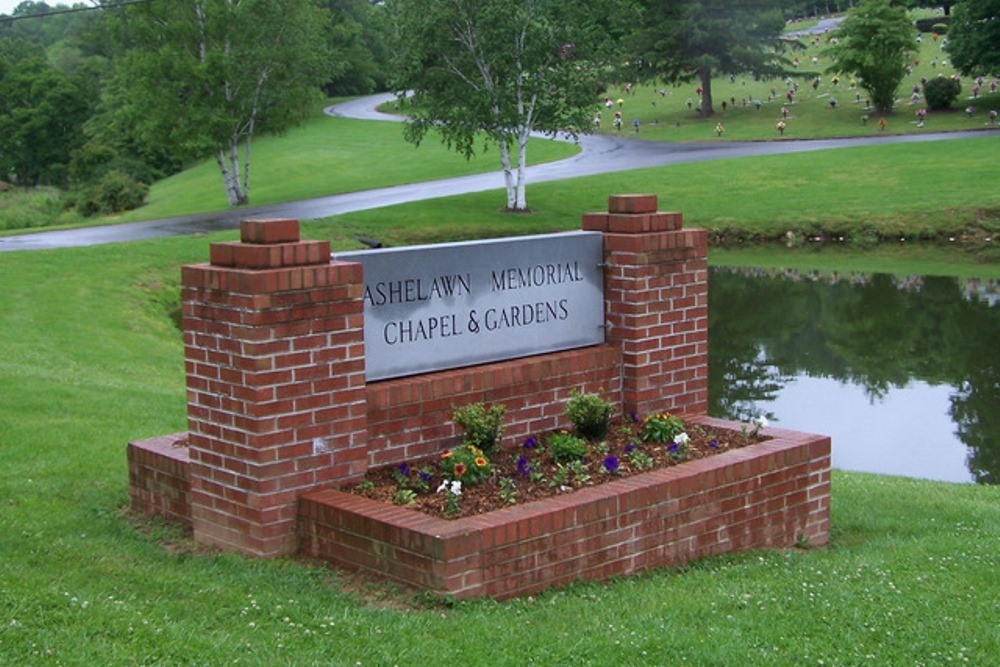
[1,93,996,251]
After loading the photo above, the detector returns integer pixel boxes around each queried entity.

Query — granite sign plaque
[334,232,605,381]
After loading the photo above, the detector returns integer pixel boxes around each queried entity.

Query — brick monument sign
[128,195,830,597]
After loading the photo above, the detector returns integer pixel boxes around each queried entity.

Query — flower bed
[349,415,769,520]
[299,415,831,600]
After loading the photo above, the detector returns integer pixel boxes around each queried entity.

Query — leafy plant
[453,402,506,453]
[393,488,417,506]
[641,413,686,444]
[923,76,961,110]
[439,444,492,485]
[624,442,653,471]
[565,389,615,440]
[546,430,589,463]
[498,478,517,505]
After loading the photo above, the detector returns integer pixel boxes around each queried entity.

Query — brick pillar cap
[608,194,658,215]
[241,219,301,244]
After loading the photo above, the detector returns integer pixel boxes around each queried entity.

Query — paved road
[1,93,996,251]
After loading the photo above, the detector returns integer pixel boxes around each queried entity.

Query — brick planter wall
[127,433,191,529]
[298,417,831,600]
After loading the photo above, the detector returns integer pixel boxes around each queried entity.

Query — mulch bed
[349,418,768,520]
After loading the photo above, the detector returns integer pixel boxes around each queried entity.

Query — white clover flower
[673,432,690,445]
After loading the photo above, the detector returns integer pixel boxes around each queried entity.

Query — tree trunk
[216,141,248,207]
[699,67,715,117]
[514,127,529,211]
[498,139,517,210]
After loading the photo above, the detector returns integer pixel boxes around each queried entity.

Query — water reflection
[708,267,1000,484]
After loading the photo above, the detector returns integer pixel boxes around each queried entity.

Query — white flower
[753,415,769,429]
[673,432,690,445]
[438,480,463,495]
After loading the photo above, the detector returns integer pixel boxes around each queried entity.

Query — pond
[708,267,999,485]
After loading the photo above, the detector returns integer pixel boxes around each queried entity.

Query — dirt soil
[349,418,768,520]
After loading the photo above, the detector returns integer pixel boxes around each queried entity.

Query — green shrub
[640,412,686,444]
[452,402,506,453]
[915,17,950,33]
[931,23,948,35]
[923,76,962,110]
[77,169,149,217]
[565,389,615,440]
[547,430,589,463]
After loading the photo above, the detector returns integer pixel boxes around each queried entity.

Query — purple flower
[397,463,411,477]
[516,455,531,476]
[709,439,719,449]
[603,455,620,473]
[628,412,639,423]
[523,436,539,449]
[418,470,434,483]
[668,442,679,454]
[624,442,637,454]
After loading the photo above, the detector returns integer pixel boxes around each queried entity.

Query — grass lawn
[1,230,998,665]
[318,134,1000,271]
[110,109,580,223]
[599,34,999,142]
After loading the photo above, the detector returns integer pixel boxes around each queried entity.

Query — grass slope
[114,110,580,222]
[1,232,998,665]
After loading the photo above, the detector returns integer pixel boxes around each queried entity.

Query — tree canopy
[106,0,333,207]
[632,0,788,117]
[946,0,1000,78]
[0,55,90,186]
[823,0,916,114]
[389,0,634,212]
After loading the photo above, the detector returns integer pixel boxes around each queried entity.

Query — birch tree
[109,0,331,206]
[389,0,632,212]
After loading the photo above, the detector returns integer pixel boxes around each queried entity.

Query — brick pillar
[583,195,708,418]
[182,218,368,557]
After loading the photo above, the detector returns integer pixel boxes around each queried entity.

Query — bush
[641,412,686,444]
[547,431,589,463]
[915,17,950,33]
[565,389,615,440]
[931,23,948,35]
[77,169,149,217]
[452,402,506,453]
[924,76,962,110]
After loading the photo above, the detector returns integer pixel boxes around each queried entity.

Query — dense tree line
[0,0,393,209]
[0,1,996,214]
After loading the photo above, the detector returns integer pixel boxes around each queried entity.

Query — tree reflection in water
[708,267,999,484]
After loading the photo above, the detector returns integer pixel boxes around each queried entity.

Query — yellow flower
[454,462,467,477]
[441,450,453,459]
[474,457,488,468]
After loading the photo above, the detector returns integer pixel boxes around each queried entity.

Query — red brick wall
[366,345,622,467]
[299,417,831,600]
[127,433,191,529]
[584,195,709,417]
[182,219,369,556]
